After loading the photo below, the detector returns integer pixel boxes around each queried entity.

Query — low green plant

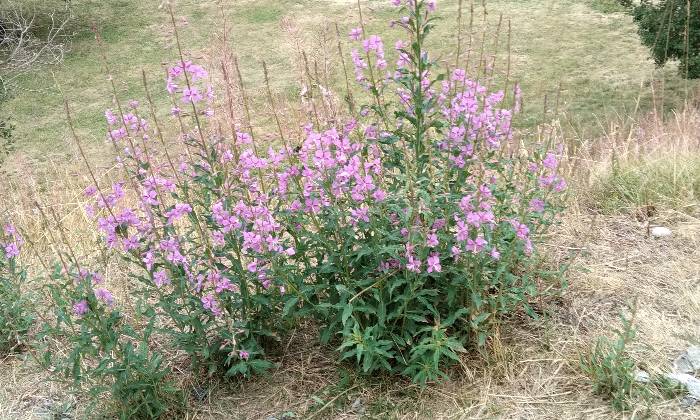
[580,302,641,411]
[580,300,693,411]
[38,264,184,419]
[0,224,34,354]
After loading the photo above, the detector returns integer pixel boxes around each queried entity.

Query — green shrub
[629,0,700,79]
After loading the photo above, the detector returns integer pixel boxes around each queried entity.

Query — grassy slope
[0,0,692,168]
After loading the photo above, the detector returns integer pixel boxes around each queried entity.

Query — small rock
[350,398,366,415]
[650,226,672,238]
[191,386,208,402]
[666,373,700,400]
[634,370,651,383]
[673,346,700,375]
[680,395,698,408]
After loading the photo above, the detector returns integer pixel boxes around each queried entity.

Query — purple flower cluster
[1,224,23,259]
[167,61,214,116]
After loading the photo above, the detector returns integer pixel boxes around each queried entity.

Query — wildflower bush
[0,224,33,354]
[289,0,567,382]
[29,1,567,412]
[37,264,183,419]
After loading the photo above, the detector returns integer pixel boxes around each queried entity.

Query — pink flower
[165,203,192,225]
[187,63,208,81]
[406,256,422,273]
[349,27,362,41]
[73,300,89,316]
[554,178,567,192]
[91,272,105,285]
[427,0,437,12]
[432,219,446,230]
[391,0,401,6]
[3,242,20,259]
[363,35,383,53]
[105,109,118,125]
[84,185,97,197]
[166,78,178,94]
[239,350,250,360]
[372,189,387,202]
[427,253,441,273]
[466,236,487,253]
[452,68,466,82]
[510,220,530,240]
[143,250,155,272]
[490,247,501,260]
[3,224,16,236]
[455,219,469,241]
[201,293,222,316]
[542,152,558,170]
[426,232,439,247]
[212,231,225,247]
[212,273,235,293]
[529,198,545,213]
[154,270,170,288]
[94,288,115,306]
[182,87,203,103]
[350,206,370,225]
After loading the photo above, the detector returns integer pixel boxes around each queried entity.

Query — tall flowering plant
[37,262,183,419]
[83,56,301,378]
[74,0,566,386]
[278,0,567,382]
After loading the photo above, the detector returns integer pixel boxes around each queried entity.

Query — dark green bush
[629,0,700,79]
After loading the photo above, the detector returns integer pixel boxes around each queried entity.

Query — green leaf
[341,304,353,326]
[282,296,299,317]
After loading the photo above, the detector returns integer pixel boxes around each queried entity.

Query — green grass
[591,155,700,214]
[0,0,695,167]
[584,0,630,14]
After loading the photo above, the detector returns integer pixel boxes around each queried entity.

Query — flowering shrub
[85,62,298,378]
[283,0,567,382]
[65,0,566,389]
[0,223,33,354]
[38,263,183,418]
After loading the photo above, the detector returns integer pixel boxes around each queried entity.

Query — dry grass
[573,106,700,216]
